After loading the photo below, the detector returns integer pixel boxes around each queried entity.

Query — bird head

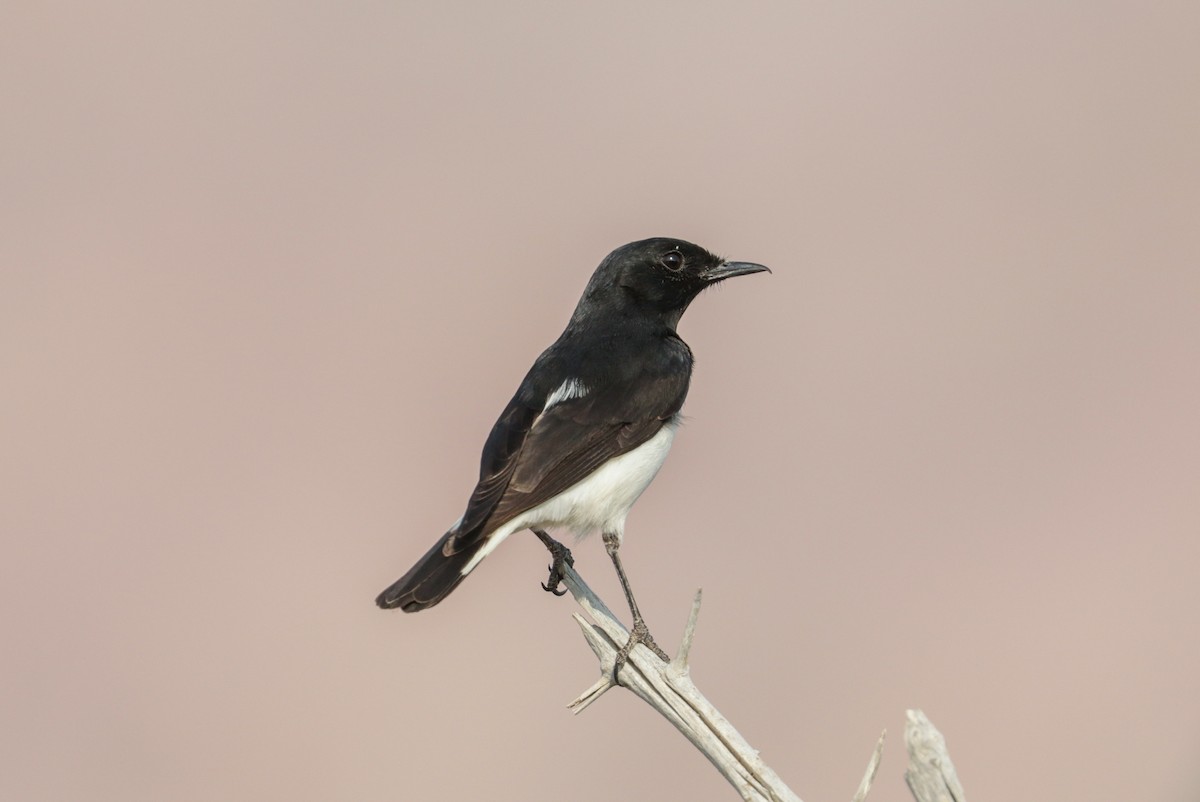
[572,237,770,329]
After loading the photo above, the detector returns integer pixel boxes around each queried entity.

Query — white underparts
[459,418,679,576]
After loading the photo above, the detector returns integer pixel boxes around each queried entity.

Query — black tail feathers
[375,530,485,612]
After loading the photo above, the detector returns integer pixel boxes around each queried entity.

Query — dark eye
[661,250,684,271]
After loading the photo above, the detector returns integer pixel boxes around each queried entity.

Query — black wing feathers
[377,332,692,612]
[454,338,691,549]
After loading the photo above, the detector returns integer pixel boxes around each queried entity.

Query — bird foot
[612,617,670,684]
[534,530,574,596]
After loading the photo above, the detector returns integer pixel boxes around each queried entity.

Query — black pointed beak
[700,260,772,283]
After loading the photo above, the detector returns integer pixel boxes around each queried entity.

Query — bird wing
[444,362,689,553]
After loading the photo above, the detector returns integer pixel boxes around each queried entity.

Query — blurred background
[3,3,1198,801]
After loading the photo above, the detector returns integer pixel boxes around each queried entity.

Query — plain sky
[3,2,1198,801]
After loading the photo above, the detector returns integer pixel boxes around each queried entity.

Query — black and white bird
[376,237,768,664]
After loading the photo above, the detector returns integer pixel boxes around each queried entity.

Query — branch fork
[558,562,882,802]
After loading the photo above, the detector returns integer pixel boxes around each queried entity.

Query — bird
[376,237,769,670]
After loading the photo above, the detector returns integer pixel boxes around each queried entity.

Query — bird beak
[700,261,772,283]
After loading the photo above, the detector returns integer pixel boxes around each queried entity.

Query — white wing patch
[544,377,588,410]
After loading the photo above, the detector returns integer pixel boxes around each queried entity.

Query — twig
[559,562,884,802]
[853,730,886,802]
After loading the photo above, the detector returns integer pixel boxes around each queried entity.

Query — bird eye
[661,250,684,271]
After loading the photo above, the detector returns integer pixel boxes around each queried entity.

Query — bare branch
[560,562,882,802]
[904,709,966,802]
[853,730,886,802]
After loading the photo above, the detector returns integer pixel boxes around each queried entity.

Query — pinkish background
[3,3,1198,801]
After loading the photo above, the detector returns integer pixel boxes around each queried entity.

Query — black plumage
[376,238,768,624]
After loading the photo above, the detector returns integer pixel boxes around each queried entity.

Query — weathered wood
[853,731,886,802]
[904,709,966,802]
[560,562,884,802]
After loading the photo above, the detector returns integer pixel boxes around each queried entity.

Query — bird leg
[533,528,573,596]
[603,531,670,683]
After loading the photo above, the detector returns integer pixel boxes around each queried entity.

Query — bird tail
[375,528,487,612]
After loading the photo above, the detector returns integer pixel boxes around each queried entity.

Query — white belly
[460,420,678,575]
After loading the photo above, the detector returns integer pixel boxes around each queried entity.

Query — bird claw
[534,529,574,597]
[611,617,670,685]
[542,578,569,596]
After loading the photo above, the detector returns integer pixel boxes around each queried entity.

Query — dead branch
[904,709,966,802]
[559,562,883,802]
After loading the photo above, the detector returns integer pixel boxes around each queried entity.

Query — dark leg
[603,531,670,683]
[533,528,573,596]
